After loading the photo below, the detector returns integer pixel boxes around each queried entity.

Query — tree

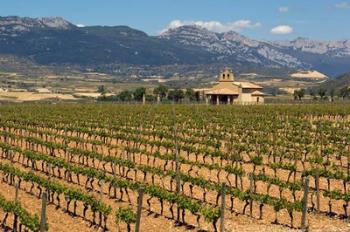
[168,89,184,102]
[299,89,305,100]
[293,89,305,101]
[185,88,196,102]
[97,95,118,102]
[329,89,335,102]
[153,85,168,101]
[272,88,278,97]
[318,88,327,100]
[167,90,175,102]
[118,90,132,102]
[309,89,317,100]
[339,87,350,100]
[293,90,298,100]
[145,94,156,102]
[195,91,200,102]
[133,87,146,102]
[97,85,106,95]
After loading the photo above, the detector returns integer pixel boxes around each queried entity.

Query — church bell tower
[219,68,235,82]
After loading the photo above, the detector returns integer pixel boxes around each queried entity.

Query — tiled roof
[251,90,266,96]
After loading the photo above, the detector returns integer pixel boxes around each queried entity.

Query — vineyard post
[272,131,276,163]
[15,182,19,202]
[135,188,144,232]
[48,163,52,176]
[99,179,104,201]
[13,182,19,232]
[301,176,310,231]
[220,183,226,232]
[142,94,146,105]
[172,106,181,222]
[347,144,350,177]
[249,173,254,217]
[172,107,181,192]
[315,168,320,212]
[40,192,48,232]
[10,150,14,163]
[113,161,117,178]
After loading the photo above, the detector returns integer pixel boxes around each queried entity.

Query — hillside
[290,70,328,80]
[317,72,350,90]
[0,16,349,77]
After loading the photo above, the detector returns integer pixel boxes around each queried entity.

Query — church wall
[251,95,264,103]
[237,93,252,102]
[237,93,264,104]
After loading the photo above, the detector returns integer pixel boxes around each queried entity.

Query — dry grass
[0,92,77,101]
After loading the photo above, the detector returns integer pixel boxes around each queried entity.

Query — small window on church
[227,74,230,78]
[222,74,225,79]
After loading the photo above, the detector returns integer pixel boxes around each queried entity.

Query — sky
[1,0,350,40]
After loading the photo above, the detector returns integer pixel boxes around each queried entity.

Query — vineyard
[0,103,349,232]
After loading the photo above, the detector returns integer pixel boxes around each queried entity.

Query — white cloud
[278,7,289,12]
[335,2,350,9]
[160,19,261,34]
[271,25,293,34]
[76,24,85,27]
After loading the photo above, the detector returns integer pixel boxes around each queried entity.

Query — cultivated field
[0,104,349,232]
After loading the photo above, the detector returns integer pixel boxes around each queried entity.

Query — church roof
[251,90,266,96]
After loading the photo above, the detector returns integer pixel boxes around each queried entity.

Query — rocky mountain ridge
[0,16,74,36]
[160,25,305,68]
[272,37,350,57]
[0,16,349,77]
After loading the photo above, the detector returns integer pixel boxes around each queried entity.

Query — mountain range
[0,16,349,77]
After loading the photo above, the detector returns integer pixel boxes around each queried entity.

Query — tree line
[294,87,350,101]
[97,85,200,103]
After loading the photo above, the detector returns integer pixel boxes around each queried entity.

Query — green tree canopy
[118,90,132,102]
[318,88,327,100]
[153,85,168,100]
[338,87,350,100]
[168,89,184,102]
[133,87,146,101]
[293,89,305,101]
[185,88,196,101]
[329,89,335,101]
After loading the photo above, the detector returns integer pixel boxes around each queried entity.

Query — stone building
[203,68,265,104]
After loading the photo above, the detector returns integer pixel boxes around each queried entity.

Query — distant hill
[0,16,349,77]
[290,70,328,80]
[317,72,350,90]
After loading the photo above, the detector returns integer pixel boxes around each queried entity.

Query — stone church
[203,68,265,104]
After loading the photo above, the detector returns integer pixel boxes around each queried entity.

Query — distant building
[202,68,265,104]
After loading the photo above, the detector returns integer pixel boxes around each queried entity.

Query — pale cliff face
[272,37,350,57]
[0,16,74,36]
[160,25,306,68]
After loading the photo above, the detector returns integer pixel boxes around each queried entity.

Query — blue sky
[1,0,350,40]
